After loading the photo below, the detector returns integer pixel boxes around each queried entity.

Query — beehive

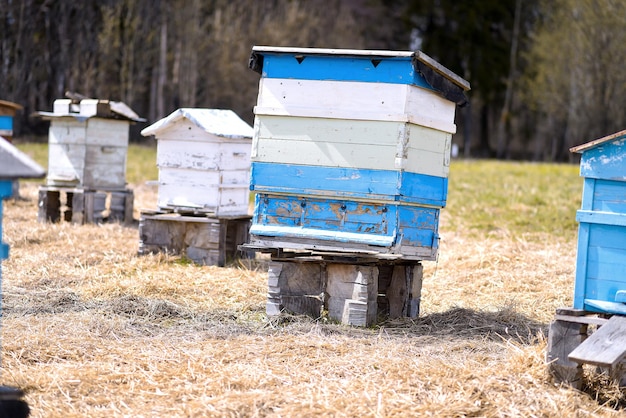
[37,98,143,189]
[247,46,470,260]
[141,108,253,216]
[570,129,626,315]
[0,100,23,142]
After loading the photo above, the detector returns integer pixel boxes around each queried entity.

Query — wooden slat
[255,78,457,133]
[568,315,626,367]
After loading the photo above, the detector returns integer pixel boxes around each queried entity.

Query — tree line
[1,0,624,162]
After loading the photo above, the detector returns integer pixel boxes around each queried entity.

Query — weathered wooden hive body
[37,98,143,190]
[570,130,626,315]
[0,100,23,142]
[137,108,253,267]
[141,108,253,216]
[545,130,626,389]
[247,46,470,260]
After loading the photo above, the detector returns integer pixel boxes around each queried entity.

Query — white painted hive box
[37,98,143,189]
[141,108,254,216]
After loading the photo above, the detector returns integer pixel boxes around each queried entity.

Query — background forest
[1,0,625,162]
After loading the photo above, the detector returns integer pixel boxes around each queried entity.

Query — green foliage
[125,144,158,184]
[445,160,581,239]
[522,0,626,153]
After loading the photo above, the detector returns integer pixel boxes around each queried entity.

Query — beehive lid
[141,108,253,139]
[0,100,23,115]
[570,129,626,154]
[249,46,470,106]
[35,98,145,122]
[0,138,45,180]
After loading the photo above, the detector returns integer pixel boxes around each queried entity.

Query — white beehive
[37,98,143,189]
[141,108,253,216]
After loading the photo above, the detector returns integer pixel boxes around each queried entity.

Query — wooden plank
[326,264,378,326]
[250,162,447,206]
[266,261,324,317]
[255,78,457,133]
[568,315,626,367]
[253,115,450,177]
[157,139,251,171]
[546,320,586,389]
[85,118,129,147]
[554,314,608,326]
[579,140,626,181]
[37,189,60,223]
[409,263,423,317]
[387,265,407,318]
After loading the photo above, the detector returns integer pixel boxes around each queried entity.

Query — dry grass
[1,171,625,417]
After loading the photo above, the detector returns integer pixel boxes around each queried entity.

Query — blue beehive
[247,46,470,260]
[0,100,22,142]
[570,129,626,315]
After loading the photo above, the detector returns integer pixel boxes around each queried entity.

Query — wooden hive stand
[38,186,134,225]
[251,248,424,327]
[138,208,252,267]
[546,308,626,389]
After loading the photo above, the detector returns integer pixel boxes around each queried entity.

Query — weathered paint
[571,131,626,314]
[250,162,447,207]
[254,53,433,89]
[141,108,253,216]
[252,116,452,177]
[251,193,439,260]
[255,78,457,133]
[247,46,469,259]
[46,117,130,189]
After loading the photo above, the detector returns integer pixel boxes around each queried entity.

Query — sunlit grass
[445,160,582,240]
[13,143,583,239]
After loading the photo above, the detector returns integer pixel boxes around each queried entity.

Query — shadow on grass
[4,287,546,345]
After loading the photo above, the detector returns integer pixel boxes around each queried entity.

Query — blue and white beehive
[247,46,470,260]
[570,129,626,315]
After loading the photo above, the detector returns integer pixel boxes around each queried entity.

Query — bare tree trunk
[496,0,522,159]
[157,15,167,120]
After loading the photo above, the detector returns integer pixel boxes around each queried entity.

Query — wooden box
[570,130,626,315]
[0,100,22,141]
[247,47,470,261]
[141,109,253,216]
[37,98,143,189]
[138,211,251,266]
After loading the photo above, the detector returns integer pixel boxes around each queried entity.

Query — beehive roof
[249,46,470,106]
[141,108,253,139]
[570,129,626,153]
[0,138,46,180]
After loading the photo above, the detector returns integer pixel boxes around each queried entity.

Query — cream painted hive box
[141,108,253,216]
[37,98,143,189]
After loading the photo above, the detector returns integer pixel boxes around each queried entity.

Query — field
[2,143,626,417]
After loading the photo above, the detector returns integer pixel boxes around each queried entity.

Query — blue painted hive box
[247,46,470,260]
[571,129,626,315]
